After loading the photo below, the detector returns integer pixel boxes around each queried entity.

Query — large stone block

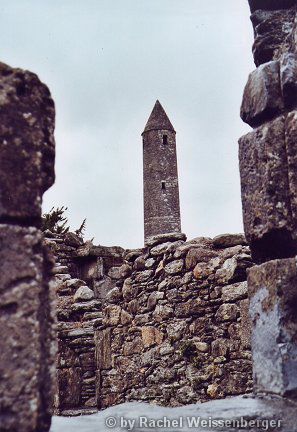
[250,9,295,66]
[0,225,54,432]
[239,115,297,262]
[249,0,296,12]
[95,328,112,370]
[280,52,297,108]
[248,258,297,396]
[0,62,55,221]
[240,61,284,127]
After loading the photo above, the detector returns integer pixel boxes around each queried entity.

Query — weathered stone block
[239,299,252,349]
[195,341,209,353]
[0,62,55,221]
[145,232,186,248]
[73,286,94,302]
[123,337,144,355]
[240,61,284,127]
[185,247,217,270]
[164,259,184,274]
[141,327,163,348]
[122,278,138,301]
[193,260,218,280]
[134,270,153,282]
[120,309,132,325]
[212,339,229,357]
[249,0,296,13]
[108,264,131,280]
[95,328,111,370]
[222,282,248,302]
[150,241,172,256]
[239,115,297,262]
[215,304,239,322]
[103,305,121,326]
[0,225,54,432]
[250,9,295,66]
[94,276,114,300]
[280,52,297,107]
[147,291,164,311]
[213,233,247,248]
[152,304,174,321]
[105,286,122,304]
[248,258,297,396]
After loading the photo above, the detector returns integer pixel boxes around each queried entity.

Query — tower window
[161,181,166,190]
[162,135,168,145]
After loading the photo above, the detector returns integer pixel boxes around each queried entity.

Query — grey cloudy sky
[1,0,254,248]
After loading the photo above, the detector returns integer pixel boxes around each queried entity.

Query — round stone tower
[142,100,182,244]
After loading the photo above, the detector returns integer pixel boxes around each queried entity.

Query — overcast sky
[1,1,254,248]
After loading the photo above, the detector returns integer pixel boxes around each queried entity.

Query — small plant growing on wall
[41,207,87,239]
[75,218,86,239]
[41,206,70,234]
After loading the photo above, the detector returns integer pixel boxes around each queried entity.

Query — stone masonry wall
[52,231,253,413]
[47,232,125,415]
[95,232,253,409]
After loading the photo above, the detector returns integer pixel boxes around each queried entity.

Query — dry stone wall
[93,233,253,409]
[48,232,126,415]
[51,231,254,413]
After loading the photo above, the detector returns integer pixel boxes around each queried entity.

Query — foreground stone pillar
[239,1,297,399]
[0,62,56,432]
[248,259,297,396]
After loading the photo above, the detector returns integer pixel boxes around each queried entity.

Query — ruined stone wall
[239,0,297,399]
[0,63,56,431]
[95,233,253,409]
[52,231,253,413]
[49,232,126,415]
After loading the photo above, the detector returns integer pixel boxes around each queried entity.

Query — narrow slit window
[162,135,168,145]
[161,181,166,190]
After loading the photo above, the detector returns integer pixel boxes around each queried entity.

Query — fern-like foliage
[75,218,86,238]
[41,206,70,234]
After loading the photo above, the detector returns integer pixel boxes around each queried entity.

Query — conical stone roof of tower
[143,100,175,134]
